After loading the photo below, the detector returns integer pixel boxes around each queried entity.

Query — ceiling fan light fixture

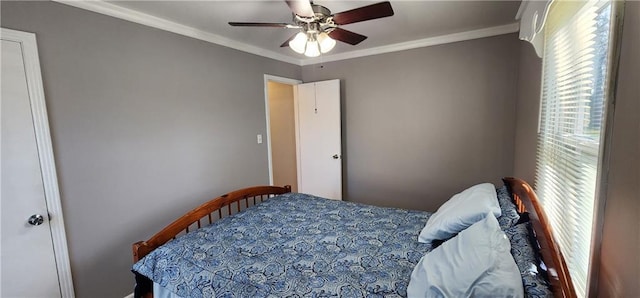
[304,39,321,57]
[289,32,308,54]
[318,32,336,53]
[289,30,335,57]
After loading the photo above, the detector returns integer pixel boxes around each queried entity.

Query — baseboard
[124,293,134,298]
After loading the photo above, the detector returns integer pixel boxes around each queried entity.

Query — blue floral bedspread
[133,193,432,297]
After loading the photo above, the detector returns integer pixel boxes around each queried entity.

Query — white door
[1,29,73,297]
[295,79,342,200]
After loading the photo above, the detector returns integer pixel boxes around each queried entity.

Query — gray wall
[513,2,640,296]
[302,34,520,211]
[1,1,300,297]
[597,1,640,296]
[513,43,541,184]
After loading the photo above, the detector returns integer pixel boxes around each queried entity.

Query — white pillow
[418,183,500,243]
[407,213,524,298]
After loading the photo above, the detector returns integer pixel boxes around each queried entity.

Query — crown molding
[301,23,520,65]
[53,0,519,66]
[52,0,303,65]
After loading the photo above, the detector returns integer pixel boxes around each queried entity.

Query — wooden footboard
[503,177,577,298]
[132,185,291,263]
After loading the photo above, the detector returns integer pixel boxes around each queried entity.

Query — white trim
[123,293,134,298]
[0,28,75,298]
[51,0,519,66]
[263,75,302,186]
[301,23,520,65]
[52,0,302,65]
[293,84,302,192]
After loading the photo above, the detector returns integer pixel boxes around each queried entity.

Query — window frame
[585,1,625,296]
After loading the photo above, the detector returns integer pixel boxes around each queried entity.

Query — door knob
[28,214,44,226]
[332,154,340,159]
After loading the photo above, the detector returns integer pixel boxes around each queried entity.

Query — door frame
[263,74,302,186]
[1,28,75,297]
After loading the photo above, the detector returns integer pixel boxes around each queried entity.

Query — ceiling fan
[229,0,394,57]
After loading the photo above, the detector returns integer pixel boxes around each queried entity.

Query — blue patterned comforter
[133,193,432,297]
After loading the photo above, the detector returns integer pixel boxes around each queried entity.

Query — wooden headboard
[503,177,577,298]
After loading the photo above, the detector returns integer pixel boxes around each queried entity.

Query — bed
[132,177,576,297]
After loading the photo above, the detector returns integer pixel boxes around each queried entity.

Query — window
[535,0,616,296]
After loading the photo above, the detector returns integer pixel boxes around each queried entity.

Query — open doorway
[265,76,342,199]
[264,75,301,192]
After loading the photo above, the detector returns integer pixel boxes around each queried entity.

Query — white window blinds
[535,0,613,297]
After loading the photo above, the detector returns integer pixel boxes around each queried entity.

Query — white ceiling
[64,0,521,64]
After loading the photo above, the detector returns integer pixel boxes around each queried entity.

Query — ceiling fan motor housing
[294,4,335,32]
[311,4,331,19]
[302,4,339,35]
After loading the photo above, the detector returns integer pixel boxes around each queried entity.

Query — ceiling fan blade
[280,34,298,47]
[332,1,394,25]
[328,28,367,45]
[285,0,315,18]
[229,22,292,28]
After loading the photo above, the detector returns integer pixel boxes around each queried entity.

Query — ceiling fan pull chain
[314,83,318,114]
